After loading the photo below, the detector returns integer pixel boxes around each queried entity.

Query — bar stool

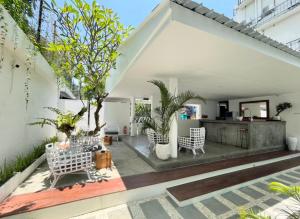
[237,128,248,149]
[217,127,226,144]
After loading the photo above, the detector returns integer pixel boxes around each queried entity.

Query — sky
[56,0,237,27]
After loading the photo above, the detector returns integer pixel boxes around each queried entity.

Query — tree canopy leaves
[47,0,131,134]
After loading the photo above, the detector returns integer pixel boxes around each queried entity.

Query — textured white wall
[103,101,131,134]
[0,7,58,165]
[235,0,300,45]
[262,12,300,43]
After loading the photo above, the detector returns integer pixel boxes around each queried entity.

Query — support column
[169,78,178,158]
[150,96,154,118]
[130,97,135,137]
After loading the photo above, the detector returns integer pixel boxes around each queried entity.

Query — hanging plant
[0,8,8,73]
[8,24,19,94]
[24,44,37,110]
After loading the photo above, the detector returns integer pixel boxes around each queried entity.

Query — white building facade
[234,0,300,51]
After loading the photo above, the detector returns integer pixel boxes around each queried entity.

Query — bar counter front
[201,120,286,150]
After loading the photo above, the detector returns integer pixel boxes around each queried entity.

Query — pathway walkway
[71,167,300,219]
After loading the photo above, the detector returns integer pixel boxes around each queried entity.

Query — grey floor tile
[294,168,300,173]
[166,197,207,219]
[249,205,263,214]
[201,197,230,216]
[285,171,300,179]
[263,198,280,206]
[140,200,171,219]
[277,174,299,184]
[239,187,264,199]
[253,182,269,192]
[222,191,249,206]
[265,178,290,185]
[226,214,239,219]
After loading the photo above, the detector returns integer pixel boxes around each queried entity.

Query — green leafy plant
[47,0,132,135]
[0,0,36,37]
[240,208,271,219]
[276,102,292,116]
[240,182,300,219]
[142,80,205,144]
[0,136,57,186]
[135,102,151,123]
[29,107,87,139]
[269,182,300,218]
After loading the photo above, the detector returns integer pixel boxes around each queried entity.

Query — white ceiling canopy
[106,0,300,100]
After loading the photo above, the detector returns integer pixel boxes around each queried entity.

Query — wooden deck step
[167,156,300,207]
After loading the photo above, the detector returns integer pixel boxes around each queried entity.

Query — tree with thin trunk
[36,0,44,43]
[47,0,131,135]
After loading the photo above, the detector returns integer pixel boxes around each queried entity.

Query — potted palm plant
[142,80,204,160]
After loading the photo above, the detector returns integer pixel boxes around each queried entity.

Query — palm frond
[148,80,172,112]
[239,208,271,219]
[269,182,300,202]
[141,117,157,132]
[44,107,64,116]
[28,118,56,128]
[72,107,87,123]
[176,91,206,106]
[142,80,206,140]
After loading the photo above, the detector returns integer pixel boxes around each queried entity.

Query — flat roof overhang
[106,0,300,100]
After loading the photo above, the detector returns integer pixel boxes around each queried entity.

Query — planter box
[0,154,45,202]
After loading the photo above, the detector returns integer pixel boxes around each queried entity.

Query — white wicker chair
[45,143,92,188]
[146,129,169,152]
[70,135,100,147]
[178,128,206,156]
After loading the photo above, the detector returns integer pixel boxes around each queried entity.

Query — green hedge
[0,136,58,186]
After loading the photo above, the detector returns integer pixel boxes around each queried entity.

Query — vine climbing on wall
[0,7,8,73]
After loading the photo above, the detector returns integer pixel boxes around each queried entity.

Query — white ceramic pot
[273,116,281,121]
[287,137,298,151]
[156,143,170,160]
[237,116,243,121]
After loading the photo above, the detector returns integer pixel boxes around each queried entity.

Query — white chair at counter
[178,127,206,156]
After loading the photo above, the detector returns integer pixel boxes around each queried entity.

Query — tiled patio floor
[12,141,155,195]
[72,167,300,219]
[123,136,283,170]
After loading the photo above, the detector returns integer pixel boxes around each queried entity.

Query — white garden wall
[229,92,300,146]
[103,101,131,134]
[0,7,58,165]
[58,99,130,137]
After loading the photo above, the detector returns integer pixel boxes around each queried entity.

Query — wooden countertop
[200,119,286,124]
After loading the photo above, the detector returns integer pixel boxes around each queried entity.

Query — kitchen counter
[201,120,286,149]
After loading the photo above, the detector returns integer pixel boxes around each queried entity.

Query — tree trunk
[93,98,102,135]
[36,0,44,43]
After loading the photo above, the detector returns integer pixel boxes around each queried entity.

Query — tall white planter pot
[287,137,298,151]
[156,143,170,160]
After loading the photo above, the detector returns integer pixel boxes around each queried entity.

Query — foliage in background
[142,80,205,144]
[0,136,57,186]
[134,102,151,123]
[0,0,36,37]
[29,107,87,139]
[276,102,292,116]
[240,182,300,219]
[47,0,132,135]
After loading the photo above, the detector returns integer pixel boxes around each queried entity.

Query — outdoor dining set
[45,135,112,188]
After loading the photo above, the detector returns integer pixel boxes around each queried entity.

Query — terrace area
[1,0,300,218]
